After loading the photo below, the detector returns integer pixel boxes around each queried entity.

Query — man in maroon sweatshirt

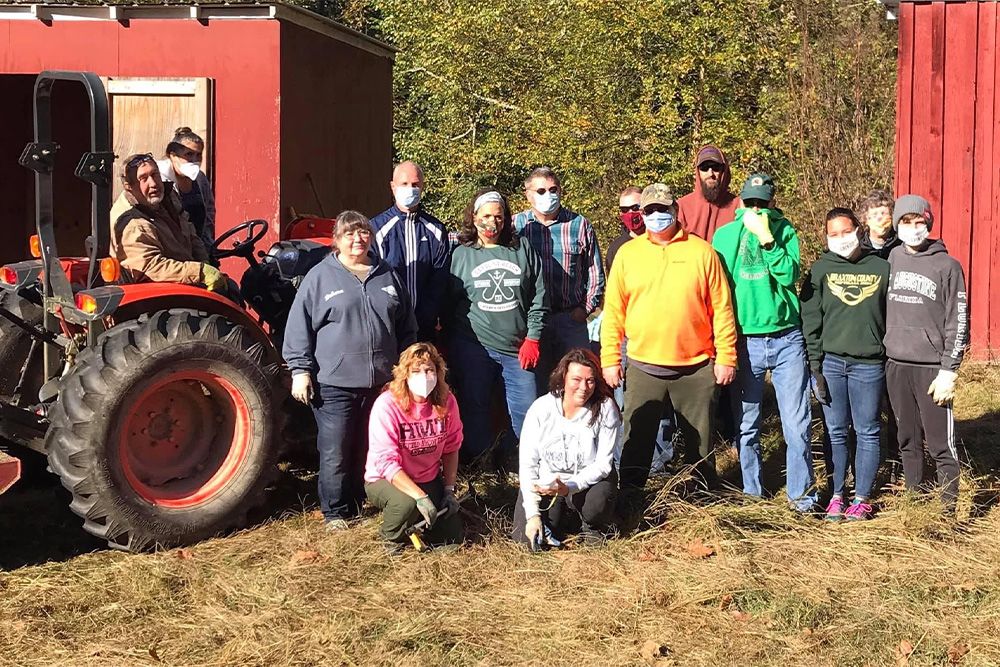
[677,145,740,242]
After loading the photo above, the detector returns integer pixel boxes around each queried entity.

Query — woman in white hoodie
[156,127,216,252]
[513,348,622,549]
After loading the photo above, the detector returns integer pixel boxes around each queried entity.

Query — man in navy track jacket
[370,160,451,341]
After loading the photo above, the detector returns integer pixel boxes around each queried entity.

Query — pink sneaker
[844,500,873,521]
[825,496,845,522]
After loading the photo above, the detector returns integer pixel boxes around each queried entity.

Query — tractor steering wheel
[212,219,269,260]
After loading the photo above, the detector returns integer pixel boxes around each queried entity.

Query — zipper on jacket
[361,267,376,388]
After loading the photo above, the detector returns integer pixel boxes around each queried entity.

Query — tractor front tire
[46,310,282,550]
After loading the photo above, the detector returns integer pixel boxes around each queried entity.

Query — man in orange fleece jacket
[601,183,737,492]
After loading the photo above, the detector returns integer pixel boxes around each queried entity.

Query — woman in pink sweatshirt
[364,342,464,552]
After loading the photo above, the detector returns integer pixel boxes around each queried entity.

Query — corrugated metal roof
[0,1,396,58]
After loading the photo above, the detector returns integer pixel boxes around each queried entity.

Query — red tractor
[0,71,334,551]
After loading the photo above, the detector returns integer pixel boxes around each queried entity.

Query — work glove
[202,263,227,292]
[525,515,543,551]
[928,369,958,406]
[415,495,439,527]
[440,489,461,518]
[812,371,830,405]
[518,337,541,370]
[742,209,774,246]
[291,373,313,404]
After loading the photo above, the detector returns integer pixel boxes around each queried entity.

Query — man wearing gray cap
[884,194,968,509]
[601,183,737,493]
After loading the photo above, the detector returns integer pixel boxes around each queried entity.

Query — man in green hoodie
[712,173,816,512]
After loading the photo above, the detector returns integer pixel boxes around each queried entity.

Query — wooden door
[104,77,213,200]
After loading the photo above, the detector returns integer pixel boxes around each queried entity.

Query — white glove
[291,373,313,404]
[525,515,543,547]
[742,209,774,245]
[928,369,957,406]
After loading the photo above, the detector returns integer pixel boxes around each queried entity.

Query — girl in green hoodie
[800,208,890,521]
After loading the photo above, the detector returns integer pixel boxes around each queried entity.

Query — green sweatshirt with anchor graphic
[446,239,548,355]
[711,208,801,335]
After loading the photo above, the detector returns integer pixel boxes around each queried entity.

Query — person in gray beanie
[884,194,968,509]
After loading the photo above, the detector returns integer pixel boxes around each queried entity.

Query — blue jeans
[449,335,539,459]
[311,384,379,520]
[537,310,591,395]
[820,355,884,500]
[735,328,816,510]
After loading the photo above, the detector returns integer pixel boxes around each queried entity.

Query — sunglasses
[533,186,559,195]
[619,204,641,213]
[126,153,156,169]
[643,204,672,214]
[698,162,723,173]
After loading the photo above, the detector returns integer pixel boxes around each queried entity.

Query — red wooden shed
[891,0,999,361]
[0,2,395,271]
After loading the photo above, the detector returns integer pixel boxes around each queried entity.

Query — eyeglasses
[533,186,559,195]
[619,204,641,213]
[698,162,723,173]
[341,229,372,239]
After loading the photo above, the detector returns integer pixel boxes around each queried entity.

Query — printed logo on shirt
[826,273,881,306]
[471,259,522,313]
[889,270,937,305]
[382,285,398,298]
[539,429,592,473]
[398,416,449,457]
[323,289,344,301]
[737,232,768,281]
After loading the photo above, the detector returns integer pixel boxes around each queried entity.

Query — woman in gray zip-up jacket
[283,210,418,529]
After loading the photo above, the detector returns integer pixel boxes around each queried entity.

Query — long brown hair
[456,187,519,249]
[387,342,451,417]
[548,348,616,426]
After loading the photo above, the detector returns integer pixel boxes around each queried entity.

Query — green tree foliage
[302,0,896,260]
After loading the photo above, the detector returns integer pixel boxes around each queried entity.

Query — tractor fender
[110,284,278,359]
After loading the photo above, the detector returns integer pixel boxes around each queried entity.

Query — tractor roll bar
[18,70,113,379]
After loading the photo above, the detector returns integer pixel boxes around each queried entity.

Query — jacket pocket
[883,325,939,363]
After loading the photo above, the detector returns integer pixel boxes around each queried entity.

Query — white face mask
[394,186,421,210]
[178,161,201,180]
[533,191,560,215]
[407,372,437,399]
[827,233,860,258]
[898,225,929,248]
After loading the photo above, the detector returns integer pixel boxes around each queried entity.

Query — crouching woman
[513,348,621,548]
[364,343,464,551]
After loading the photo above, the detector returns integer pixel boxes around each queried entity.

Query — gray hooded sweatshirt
[885,239,968,371]
[283,252,418,388]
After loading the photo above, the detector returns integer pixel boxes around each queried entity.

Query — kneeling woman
[513,348,621,548]
[365,343,463,550]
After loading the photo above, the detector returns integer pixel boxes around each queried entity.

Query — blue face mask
[394,186,421,210]
[643,211,675,233]
[533,191,561,215]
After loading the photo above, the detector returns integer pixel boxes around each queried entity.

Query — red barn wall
[279,21,394,223]
[895,1,999,361]
[0,17,283,269]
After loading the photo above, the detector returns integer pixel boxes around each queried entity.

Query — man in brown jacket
[110,153,226,290]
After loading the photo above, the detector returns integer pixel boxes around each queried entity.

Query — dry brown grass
[2,364,999,667]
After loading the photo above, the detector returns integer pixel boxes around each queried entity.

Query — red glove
[518,338,540,370]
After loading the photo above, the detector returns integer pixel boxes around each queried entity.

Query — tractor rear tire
[45,310,282,550]
[0,291,44,405]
